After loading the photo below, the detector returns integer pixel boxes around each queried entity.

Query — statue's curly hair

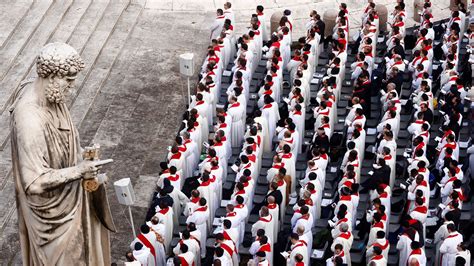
[36,43,85,78]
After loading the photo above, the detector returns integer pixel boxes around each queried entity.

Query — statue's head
[36,43,85,104]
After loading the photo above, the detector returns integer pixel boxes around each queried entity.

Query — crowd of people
[124,0,474,265]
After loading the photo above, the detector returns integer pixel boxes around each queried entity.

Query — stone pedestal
[414,0,424,22]
[270,11,283,36]
[375,5,388,33]
[323,9,338,37]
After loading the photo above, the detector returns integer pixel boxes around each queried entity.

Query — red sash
[221,242,234,256]
[373,239,389,250]
[137,234,156,258]
[258,243,271,252]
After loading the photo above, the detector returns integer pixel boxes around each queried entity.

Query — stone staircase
[0,0,146,263]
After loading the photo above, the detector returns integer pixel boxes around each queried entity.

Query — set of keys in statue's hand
[80,144,113,192]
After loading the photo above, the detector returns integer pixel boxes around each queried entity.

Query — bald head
[340,223,349,232]
[268,196,275,204]
[296,226,305,235]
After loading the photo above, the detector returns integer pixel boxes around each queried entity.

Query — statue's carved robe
[10,81,115,265]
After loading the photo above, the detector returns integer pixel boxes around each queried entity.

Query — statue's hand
[77,159,113,179]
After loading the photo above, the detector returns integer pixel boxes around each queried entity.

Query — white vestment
[186,206,209,257]
[154,207,173,253]
[262,103,280,140]
[228,102,246,147]
[440,233,463,266]
[251,214,276,245]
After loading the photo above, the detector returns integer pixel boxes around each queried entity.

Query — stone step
[0,0,105,150]
[0,0,75,113]
[0,179,16,235]
[72,0,145,146]
[0,0,53,82]
[68,0,132,115]
[23,0,94,80]
[70,1,141,128]
[0,144,12,190]
[48,0,94,44]
[66,0,112,53]
[0,0,33,48]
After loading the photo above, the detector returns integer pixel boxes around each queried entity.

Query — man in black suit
[253,180,283,215]
[419,103,433,125]
[387,38,405,59]
[312,127,330,152]
[353,72,372,115]
[360,158,391,192]
[146,186,174,220]
[315,14,325,43]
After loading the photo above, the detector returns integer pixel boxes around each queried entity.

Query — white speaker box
[179,53,194,77]
[113,178,136,206]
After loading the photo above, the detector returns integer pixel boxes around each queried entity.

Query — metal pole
[187,76,191,106]
[128,205,136,238]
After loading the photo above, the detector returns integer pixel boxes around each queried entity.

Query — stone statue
[9,43,116,265]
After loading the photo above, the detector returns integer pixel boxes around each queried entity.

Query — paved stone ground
[0,0,452,264]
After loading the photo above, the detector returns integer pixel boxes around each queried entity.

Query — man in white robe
[280,145,296,195]
[183,190,200,217]
[249,236,272,266]
[251,207,276,245]
[256,5,267,41]
[157,166,181,189]
[233,195,248,246]
[228,96,246,147]
[154,201,173,254]
[261,96,280,139]
[331,223,353,265]
[222,220,240,252]
[440,224,464,266]
[397,228,415,266]
[266,196,280,244]
[130,224,165,266]
[163,179,189,228]
[286,233,309,265]
[186,198,209,258]
[366,231,390,260]
[190,93,212,127]
[177,244,195,266]
[216,233,239,265]
[407,242,426,266]
[267,156,285,182]
[434,215,455,266]
[197,173,217,225]
[132,242,155,266]
[289,104,305,151]
[173,230,200,266]
[376,110,399,139]
[167,145,185,176]
[455,243,471,266]
[292,205,313,239]
[182,131,199,178]
[254,110,271,153]
[368,246,387,265]
[210,9,225,40]
[223,2,234,25]
[189,109,206,150]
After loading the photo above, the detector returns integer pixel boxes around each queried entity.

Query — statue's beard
[45,82,72,104]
